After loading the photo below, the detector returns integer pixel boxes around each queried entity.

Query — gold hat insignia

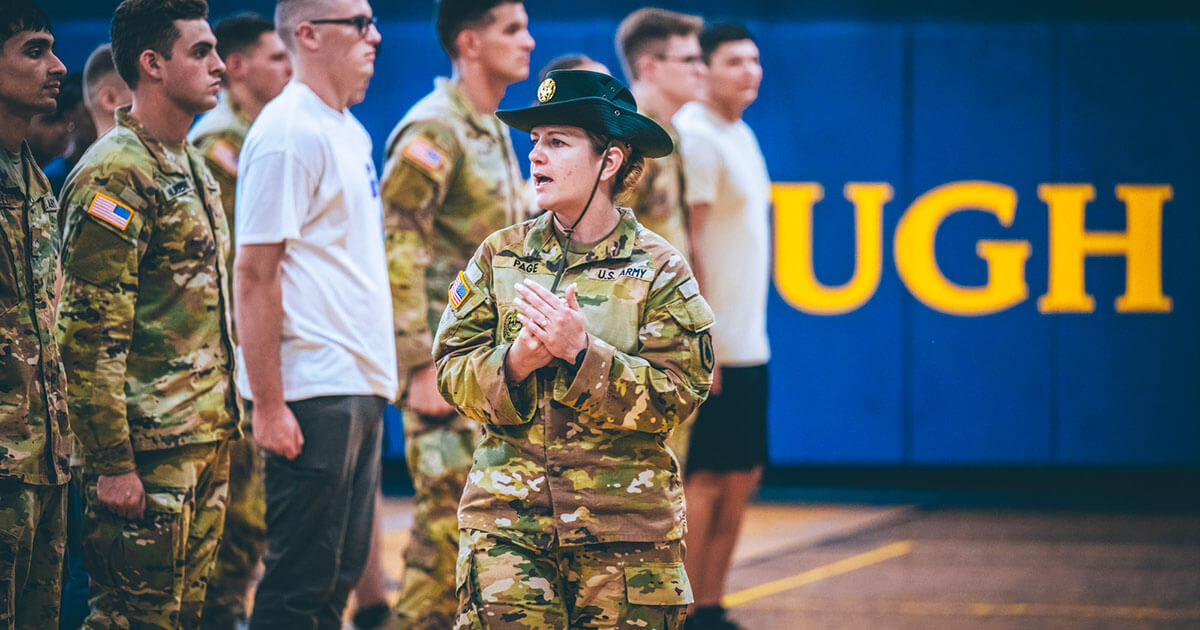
[537,78,556,103]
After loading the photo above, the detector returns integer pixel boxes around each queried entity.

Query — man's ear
[456,28,480,61]
[225,53,245,80]
[633,54,656,82]
[138,49,164,82]
[294,22,320,52]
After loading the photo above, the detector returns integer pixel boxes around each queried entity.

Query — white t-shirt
[674,101,771,366]
[235,81,398,402]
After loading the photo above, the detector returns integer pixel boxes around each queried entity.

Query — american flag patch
[403,137,445,177]
[448,270,471,309]
[87,192,132,231]
[210,140,239,176]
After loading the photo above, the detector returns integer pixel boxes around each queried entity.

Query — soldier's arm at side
[56,175,149,477]
[381,121,460,375]
[433,246,537,426]
[551,270,715,434]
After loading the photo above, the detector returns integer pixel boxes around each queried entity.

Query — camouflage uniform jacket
[57,108,239,477]
[381,78,530,377]
[434,207,715,549]
[189,92,251,240]
[625,112,690,261]
[0,142,71,485]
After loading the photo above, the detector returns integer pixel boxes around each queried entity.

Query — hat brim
[498,97,673,158]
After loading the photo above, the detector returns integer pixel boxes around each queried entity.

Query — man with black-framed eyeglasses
[235,0,394,628]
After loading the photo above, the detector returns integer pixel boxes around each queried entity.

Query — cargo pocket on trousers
[625,561,694,627]
[91,486,187,602]
[453,548,484,630]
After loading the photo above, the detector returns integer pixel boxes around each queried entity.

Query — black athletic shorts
[686,363,769,474]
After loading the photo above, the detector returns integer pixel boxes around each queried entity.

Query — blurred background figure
[28,72,95,193]
[615,7,706,470]
[190,12,291,630]
[675,22,768,630]
[379,0,534,627]
[537,52,609,82]
[0,1,71,628]
[80,43,130,139]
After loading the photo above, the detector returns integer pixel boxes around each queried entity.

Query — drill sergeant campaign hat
[497,69,674,158]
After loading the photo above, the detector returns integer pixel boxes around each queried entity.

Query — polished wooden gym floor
[368,497,1200,629]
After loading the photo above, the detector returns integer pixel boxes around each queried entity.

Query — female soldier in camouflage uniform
[433,70,715,630]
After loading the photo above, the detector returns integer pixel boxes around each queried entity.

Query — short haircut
[614,7,702,82]
[435,0,522,60]
[538,53,592,83]
[214,13,274,61]
[274,0,334,50]
[1,0,51,49]
[110,0,209,89]
[83,43,120,94]
[699,22,755,64]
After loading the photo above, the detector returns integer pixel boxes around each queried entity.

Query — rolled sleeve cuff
[85,440,137,476]
[553,335,616,412]
[483,345,536,425]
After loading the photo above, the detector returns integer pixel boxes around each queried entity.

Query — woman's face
[529,125,605,215]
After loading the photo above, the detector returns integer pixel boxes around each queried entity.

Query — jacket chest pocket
[492,266,555,345]
[156,194,220,269]
[578,270,651,354]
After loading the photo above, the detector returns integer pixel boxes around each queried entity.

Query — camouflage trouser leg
[82,440,231,630]
[0,480,67,630]
[390,411,480,630]
[201,434,266,629]
[664,411,697,474]
[454,530,692,630]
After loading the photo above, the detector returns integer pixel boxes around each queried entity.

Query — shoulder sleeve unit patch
[403,136,447,178]
[209,139,239,176]
[87,192,133,231]
[448,270,471,310]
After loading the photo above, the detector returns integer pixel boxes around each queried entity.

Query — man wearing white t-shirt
[232,0,394,628]
[673,22,769,630]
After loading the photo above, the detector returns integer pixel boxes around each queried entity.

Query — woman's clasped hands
[504,279,590,382]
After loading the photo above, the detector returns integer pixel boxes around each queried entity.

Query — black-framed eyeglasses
[309,15,378,37]
[655,54,703,66]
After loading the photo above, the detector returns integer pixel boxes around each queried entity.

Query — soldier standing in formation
[380,0,534,627]
[81,44,132,140]
[435,69,714,629]
[188,13,293,629]
[614,8,707,469]
[56,0,239,627]
[0,2,71,627]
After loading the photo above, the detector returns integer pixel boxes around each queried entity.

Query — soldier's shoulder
[386,114,462,159]
[634,221,682,260]
[64,131,155,203]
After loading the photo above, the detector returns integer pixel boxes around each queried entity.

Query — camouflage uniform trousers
[81,440,231,630]
[0,479,67,630]
[201,434,266,629]
[454,530,692,630]
[390,411,480,630]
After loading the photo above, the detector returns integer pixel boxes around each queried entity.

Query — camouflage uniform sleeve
[552,261,715,434]
[194,130,239,222]
[381,121,461,374]
[432,244,537,426]
[56,168,153,476]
